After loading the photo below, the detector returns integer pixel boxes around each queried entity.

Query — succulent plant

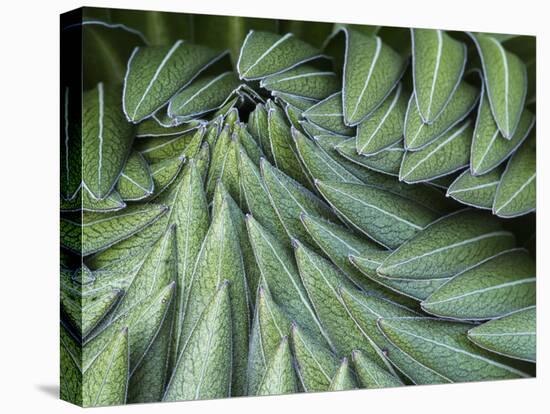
[60,8,536,407]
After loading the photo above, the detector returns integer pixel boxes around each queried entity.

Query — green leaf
[148,154,186,198]
[340,28,405,125]
[86,213,169,271]
[245,215,326,345]
[168,72,241,119]
[267,103,312,187]
[400,120,473,183]
[378,317,529,382]
[290,323,339,392]
[238,147,288,242]
[61,288,121,338]
[261,159,336,246]
[303,92,355,136]
[247,287,292,395]
[114,226,176,320]
[116,151,154,201]
[123,41,225,122]
[315,181,438,249]
[293,128,362,184]
[212,181,262,300]
[336,139,404,176]
[316,135,453,214]
[328,358,357,391]
[83,328,129,407]
[404,81,479,151]
[182,199,249,396]
[293,240,388,364]
[60,324,82,405]
[61,204,168,256]
[411,29,467,123]
[261,65,339,100]
[468,306,536,362]
[205,124,232,199]
[470,86,535,175]
[447,168,502,210]
[164,281,232,401]
[339,285,450,384]
[61,86,82,200]
[83,83,134,200]
[237,31,321,80]
[422,249,535,320]
[493,134,536,217]
[300,213,417,308]
[171,161,210,363]
[83,282,175,377]
[378,209,516,281]
[135,118,200,138]
[127,299,174,403]
[248,103,272,159]
[137,125,204,163]
[356,83,408,155]
[470,33,527,139]
[352,349,403,388]
[256,337,297,396]
[350,253,447,301]
[61,188,127,213]
[235,122,264,165]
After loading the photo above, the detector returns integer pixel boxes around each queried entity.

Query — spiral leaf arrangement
[60,10,536,407]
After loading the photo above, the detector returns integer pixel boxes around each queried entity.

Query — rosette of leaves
[60,8,536,407]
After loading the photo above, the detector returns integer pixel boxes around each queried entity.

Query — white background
[0,0,547,412]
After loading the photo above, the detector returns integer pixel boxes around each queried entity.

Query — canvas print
[60,6,536,407]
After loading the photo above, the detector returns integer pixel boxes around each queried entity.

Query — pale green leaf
[237,31,321,80]
[256,337,297,396]
[404,81,478,151]
[356,83,408,155]
[470,33,527,139]
[83,83,134,200]
[83,328,129,407]
[352,349,403,388]
[339,285,450,384]
[378,210,516,281]
[61,204,168,256]
[290,323,339,392]
[468,306,536,362]
[123,41,225,122]
[400,120,473,183]
[328,358,356,391]
[261,159,336,246]
[247,287,292,395]
[261,65,339,100]
[303,92,355,136]
[245,215,326,345]
[168,72,241,119]
[493,134,536,217]
[378,317,529,382]
[447,168,502,210]
[116,151,154,201]
[470,86,534,175]
[411,29,467,123]
[294,240,387,364]
[315,180,438,249]
[164,281,232,401]
[422,249,535,320]
[182,199,249,396]
[340,28,405,125]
